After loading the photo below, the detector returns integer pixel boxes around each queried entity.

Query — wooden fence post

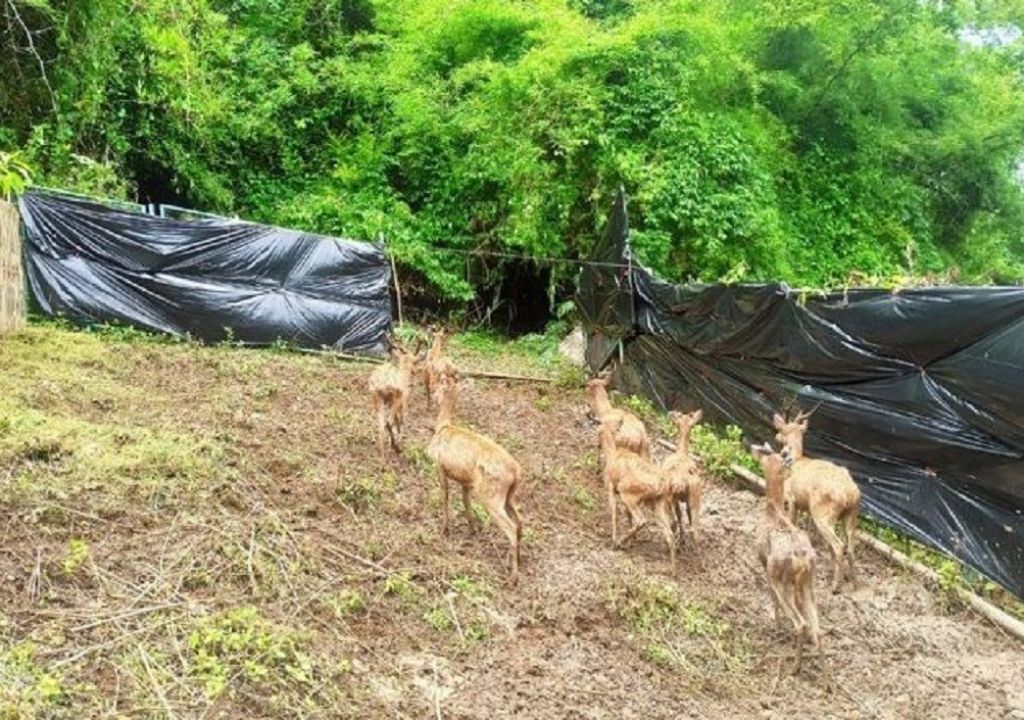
[0,199,25,336]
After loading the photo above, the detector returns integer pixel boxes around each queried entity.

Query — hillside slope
[0,325,1021,718]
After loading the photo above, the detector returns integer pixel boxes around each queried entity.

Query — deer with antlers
[773,409,860,594]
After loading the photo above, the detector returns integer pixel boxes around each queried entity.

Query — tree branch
[5,0,57,114]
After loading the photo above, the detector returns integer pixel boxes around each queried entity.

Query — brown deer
[367,341,421,461]
[586,374,650,459]
[662,409,705,547]
[598,417,677,573]
[427,375,523,582]
[424,327,458,407]
[750,442,826,682]
[773,411,860,593]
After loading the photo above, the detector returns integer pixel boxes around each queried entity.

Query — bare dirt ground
[1,325,1022,719]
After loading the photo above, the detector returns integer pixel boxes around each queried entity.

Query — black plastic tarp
[19,191,392,354]
[579,191,1024,597]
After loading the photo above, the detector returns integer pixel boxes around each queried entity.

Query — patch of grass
[0,642,66,717]
[324,589,367,619]
[336,476,383,511]
[449,574,490,601]
[0,398,228,511]
[187,607,317,699]
[571,484,596,515]
[423,605,454,633]
[606,574,747,680]
[383,571,418,602]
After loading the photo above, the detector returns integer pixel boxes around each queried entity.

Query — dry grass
[0,323,1021,719]
[0,199,24,336]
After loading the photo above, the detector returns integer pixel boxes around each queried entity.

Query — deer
[750,442,826,683]
[773,410,861,593]
[661,409,705,547]
[424,327,458,407]
[598,416,677,573]
[426,374,523,583]
[367,340,422,462]
[586,373,650,459]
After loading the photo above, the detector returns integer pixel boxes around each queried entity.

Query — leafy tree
[1,0,1022,302]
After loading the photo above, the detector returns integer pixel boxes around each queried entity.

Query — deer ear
[772,413,785,430]
[693,409,703,423]
[799,420,809,432]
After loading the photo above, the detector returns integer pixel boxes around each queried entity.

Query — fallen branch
[729,463,1024,644]
[460,369,553,383]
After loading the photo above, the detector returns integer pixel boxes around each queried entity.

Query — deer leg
[374,400,389,462]
[801,576,829,691]
[615,499,647,548]
[482,494,520,584]
[843,508,859,585]
[687,480,703,545]
[607,479,619,546]
[780,581,807,676]
[505,483,522,569]
[439,466,450,537]
[654,498,677,573]
[811,513,846,593]
[462,485,477,532]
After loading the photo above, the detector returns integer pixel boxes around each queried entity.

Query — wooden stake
[388,247,404,327]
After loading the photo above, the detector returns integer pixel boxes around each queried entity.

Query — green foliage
[690,423,758,480]
[187,607,315,698]
[0,643,65,717]
[3,0,1024,296]
[0,151,31,200]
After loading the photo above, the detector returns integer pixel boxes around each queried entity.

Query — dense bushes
[2,0,1023,302]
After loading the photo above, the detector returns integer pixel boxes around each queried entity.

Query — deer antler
[793,401,823,423]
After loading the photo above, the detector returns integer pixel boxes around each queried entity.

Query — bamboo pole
[727,462,1024,643]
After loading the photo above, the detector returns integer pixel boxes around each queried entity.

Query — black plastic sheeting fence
[19,191,392,354]
[579,191,1024,598]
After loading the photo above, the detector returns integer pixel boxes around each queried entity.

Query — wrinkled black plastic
[579,191,1024,597]
[20,191,392,354]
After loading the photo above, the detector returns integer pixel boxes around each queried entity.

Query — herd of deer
[368,330,862,682]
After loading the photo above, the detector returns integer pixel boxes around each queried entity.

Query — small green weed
[383,571,417,601]
[324,589,367,619]
[423,605,454,633]
[336,476,382,510]
[62,539,90,575]
[572,484,596,515]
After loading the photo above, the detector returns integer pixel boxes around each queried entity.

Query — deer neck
[786,434,805,461]
[435,399,455,431]
[675,426,692,456]
[763,468,787,517]
[590,385,612,416]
